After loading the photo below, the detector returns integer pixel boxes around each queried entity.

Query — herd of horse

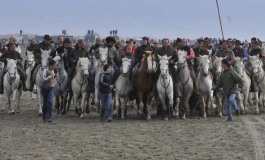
[0,47,265,121]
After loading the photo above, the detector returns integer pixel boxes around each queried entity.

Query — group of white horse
[1,47,265,121]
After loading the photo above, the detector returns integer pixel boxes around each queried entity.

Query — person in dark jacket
[67,39,89,80]
[0,42,6,53]
[0,43,28,93]
[215,59,244,121]
[54,35,64,49]
[232,40,244,58]
[193,39,209,74]
[99,64,114,122]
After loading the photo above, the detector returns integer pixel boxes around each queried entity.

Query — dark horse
[135,52,157,120]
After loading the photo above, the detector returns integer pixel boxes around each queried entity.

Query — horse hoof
[91,101,95,105]
[16,110,21,113]
[85,109,90,114]
[146,115,151,121]
[164,118,169,121]
[38,112,43,116]
[80,114,84,118]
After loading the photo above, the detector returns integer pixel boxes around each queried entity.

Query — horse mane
[76,59,81,72]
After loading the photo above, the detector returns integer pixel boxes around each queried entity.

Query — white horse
[53,52,69,115]
[25,50,36,99]
[174,50,193,119]
[114,57,132,119]
[212,56,225,116]
[157,55,173,121]
[197,55,214,118]
[248,55,265,114]
[71,57,90,118]
[3,59,22,114]
[234,56,251,114]
[35,49,50,115]
[94,47,108,112]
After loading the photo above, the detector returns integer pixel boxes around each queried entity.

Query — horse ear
[167,56,172,60]
[157,54,162,60]
[56,51,58,56]
[40,49,43,53]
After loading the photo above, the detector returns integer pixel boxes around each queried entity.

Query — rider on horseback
[0,43,27,94]
[154,38,177,110]
[29,35,54,92]
[66,39,89,92]
[94,36,118,79]
[130,37,153,99]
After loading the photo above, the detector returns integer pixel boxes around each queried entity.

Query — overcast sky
[1,0,265,40]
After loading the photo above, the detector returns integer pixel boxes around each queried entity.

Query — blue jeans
[224,94,239,119]
[41,87,54,120]
[100,92,112,119]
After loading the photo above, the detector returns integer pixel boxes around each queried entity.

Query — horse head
[212,56,223,75]
[234,56,245,77]
[26,50,35,67]
[143,51,156,73]
[6,59,17,80]
[121,57,131,77]
[158,55,171,78]
[78,57,90,78]
[177,50,187,65]
[40,49,50,69]
[99,47,108,65]
[249,55,262,74]
[53,51,64,70]
[199,55,210,77]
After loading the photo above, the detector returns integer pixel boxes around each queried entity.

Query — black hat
[105,36,116,43]
[43,35,51,40]
[176,38,182,43]
[126,39,136,44]
[235,40,243,45]
[142,37,149,41]
[197,39,204,43]
[63,38,71,44]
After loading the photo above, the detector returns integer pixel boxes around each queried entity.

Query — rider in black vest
[0,43,27,94]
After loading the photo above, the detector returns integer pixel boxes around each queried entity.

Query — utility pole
[216,0,224,40]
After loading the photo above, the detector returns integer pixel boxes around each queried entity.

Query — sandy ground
[0,45,264,160]
[1,91,265,160]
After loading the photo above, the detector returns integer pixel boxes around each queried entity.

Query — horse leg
[159,93,167,120]
[10,90,17,115]
[16,88,22,113]
[120,98,126,119]
[6,93,11,113]
[114,93,120,117]
[145,93,152,121]
[243,91,249,114]
[85,93,90,114]
[236,92,244,114]
[37,87,43,116]
[80,92,87,118]
[90,92,95,105]
[254,91,259,114]
[67,92,73,112]
[55,95,60,116]
[174,97,180,119]
[137,92,144,115]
